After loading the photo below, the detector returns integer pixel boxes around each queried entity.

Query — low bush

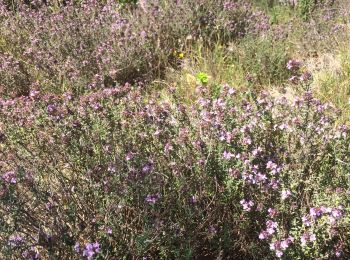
[1,0,350,259]
[0,76,349,258]
[0,0,269,97]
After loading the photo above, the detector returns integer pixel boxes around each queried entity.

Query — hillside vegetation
[0,0,349,259]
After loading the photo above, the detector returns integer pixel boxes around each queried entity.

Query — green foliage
[299,0,316,20]
[118,0,137,4]
[196,72,209,85]
[298,0,335,21]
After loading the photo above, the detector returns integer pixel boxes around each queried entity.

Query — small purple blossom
[125,152,134,161]
[83,242,100,260]
[301,232,316,246]
[145,193,160,205]
[331,208,342,219]
[74,242,80,253]
[140,30,147,38]
[276,250,283,258]
[29,90,40,98]
[268,208,278,218]
[259,231,269,240]
[266,221,277,229]
[91,102,102,111]
[190,195,197,204]
[2,171,17,184]
[252,147,262,156]
[22,247,40,260]
[266,161,278,172]
[8,235,24,247]
[300,71,312,82]
[142,162,153,174]
[280,240,289,250]
[106,227,113,234]
[302,215,312,227]
[310,233,316,242]
[107,164,116,173]
[223,151,234,160]
[289,75,299,84]
[286,59,301,71]
[47,104,57,114]
[310,207,323,219]
[269,236,294,257]
[281,189,292,200]
[240,199,254,212]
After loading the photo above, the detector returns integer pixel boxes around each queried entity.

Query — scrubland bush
[0,0,268,97]
[0,75,349,258]
[1,0,350,259]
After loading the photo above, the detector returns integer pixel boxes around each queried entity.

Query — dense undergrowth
[0,0,350,259]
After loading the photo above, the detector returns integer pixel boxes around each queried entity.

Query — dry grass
[305,25,350,125]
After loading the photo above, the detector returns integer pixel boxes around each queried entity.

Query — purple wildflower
[281,189,292,200]
[107,164,116,173]
[106,227,113,234]
[289,75,299,84]
[74,242,80,253]
[310,233,316,242]
[286,59,301,70]
[270,240,282,252]
[300,71,312,82]
[83,242,100,260]
[310,207,323,219]
[336,251,341,257]
[266,161,277,170]
[302,215,312,227]
[8,235,24,247]
[268,208,278,218]
[300,232,316,246]
[252,147,262,156]
[266,220,278,235]
[142,162,153,174]
[47,104,57,115]
[223,151,234,160]
[331,208,342,218]
[125,152,134,161]
[259,231,269,240]
[145,193,160,205]
[2,171,17,184]
[240,199,254,212]
[190,195,197,204]
[276,250,283,258]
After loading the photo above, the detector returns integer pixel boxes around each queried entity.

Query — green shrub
[298,0,337,21]
[298,0,316,20]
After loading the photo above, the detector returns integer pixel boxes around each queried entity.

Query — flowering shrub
[0,0,269,97]
[286,59,313,85]
[0,77,349,258]
[1,0,349,259]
